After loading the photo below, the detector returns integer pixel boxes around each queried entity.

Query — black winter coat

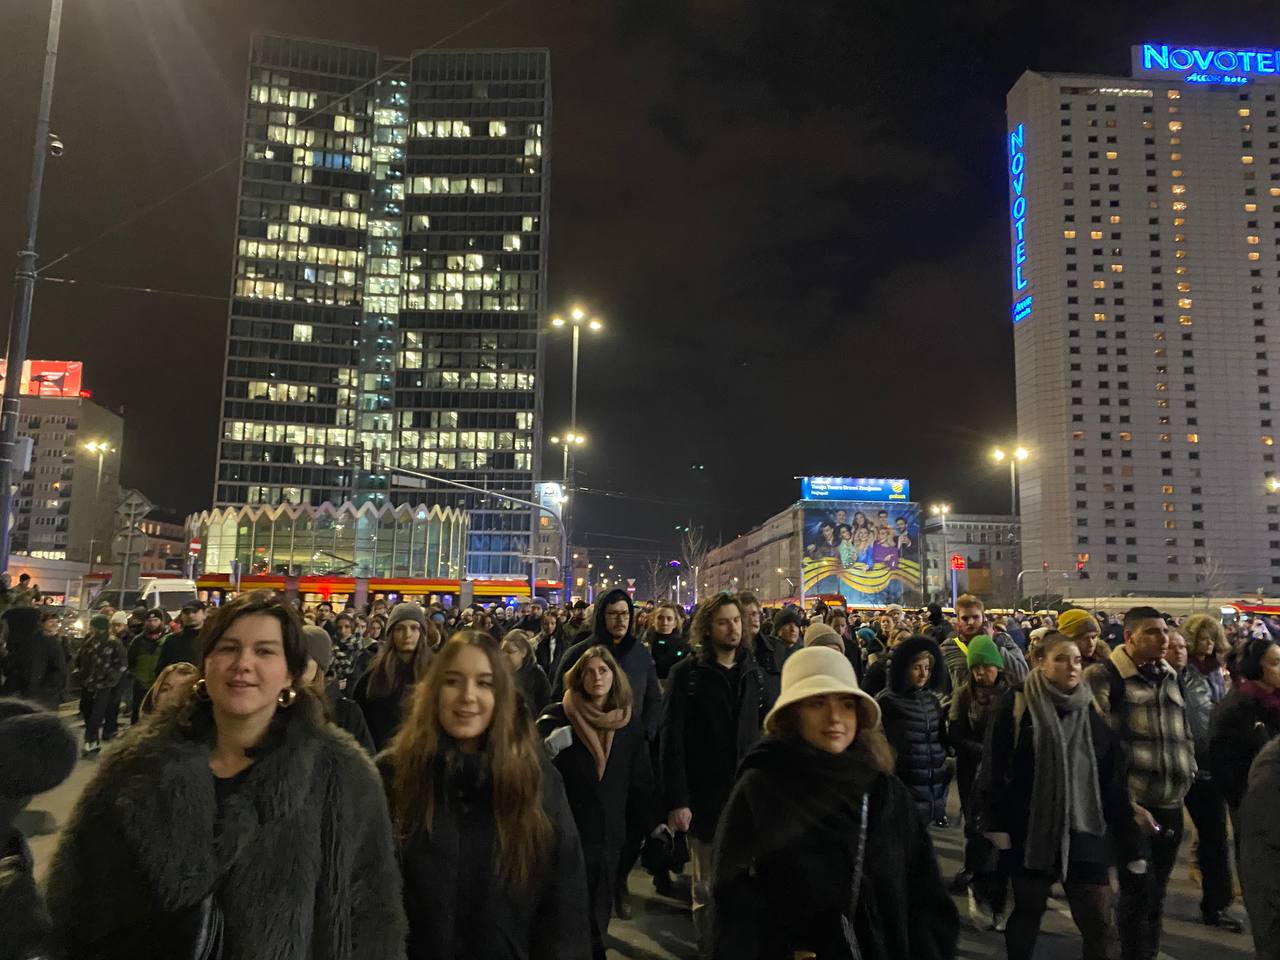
[660,649,766,842]
[648,629,690,682]
[554,624,662,740]
[533,628,568,680]
[514,658,552,717]
[1209,686,1280,809]
[351,670,413,753]
[536,703,653,849]
[876,635,949,822]
[977,685,1141,866]
[381,751,591,960]
[712,737,957,960]
[154,626,202,674]
[46,707,406,960]
[0,608,65,709]
[1241,737,1280,960]
[324,682,375,754]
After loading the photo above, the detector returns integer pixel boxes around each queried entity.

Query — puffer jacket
[876,634,950,822]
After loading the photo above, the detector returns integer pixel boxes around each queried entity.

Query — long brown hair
[563,644,633,712]
[386,629,553,888]
[365,618,438,698]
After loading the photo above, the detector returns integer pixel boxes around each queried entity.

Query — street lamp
[82,440,114,569]
[548,432,586,489]
[930,503,953,608]
[991,445,1030,516]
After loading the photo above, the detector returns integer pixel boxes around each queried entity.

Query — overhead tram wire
[34,0,523,279]
[40,275,228,302]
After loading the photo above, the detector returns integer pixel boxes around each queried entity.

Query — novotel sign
[1133,43,1280,85]
[1008,123,1032,324]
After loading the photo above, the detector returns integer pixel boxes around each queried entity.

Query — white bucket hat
[763,646,881,733]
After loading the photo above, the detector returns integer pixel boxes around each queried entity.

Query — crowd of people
[2,586,1279,960]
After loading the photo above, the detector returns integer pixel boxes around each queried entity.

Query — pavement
[19,711,1256,960]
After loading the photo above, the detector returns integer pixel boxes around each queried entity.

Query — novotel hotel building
[1007,43,1280,595]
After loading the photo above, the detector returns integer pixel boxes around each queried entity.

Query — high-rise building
[216,35,549,577]
[13,392,123,567]
[1008,43,1280,595]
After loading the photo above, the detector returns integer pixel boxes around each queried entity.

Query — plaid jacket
[1084,645,1197,809]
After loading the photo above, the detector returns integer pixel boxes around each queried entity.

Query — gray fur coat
[44,707,406,960]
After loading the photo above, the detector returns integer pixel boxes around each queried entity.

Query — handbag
[86,889,224,960]
[839,794,870,960]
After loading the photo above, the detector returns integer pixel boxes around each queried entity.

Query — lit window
[1178,298,1193,308]
[1063,229,1077,239]
[1091,230,1104,240]
[1120,432,1132,441]
[1156,384,1169,392]
[1250,252,1262,261]
[1093,280,1106,289]
[1186,434,1199,444]
[1265,436,1276,446]
[1106,151,1118,160]
[1110,215,1122,224]
[1240,108,1252,117]
[1168,90,1181,100]
[1171,169,1183,178]
[1243,155,1256,165]
[1171,184,1186,195]
[1163,502,1176,512]
[292,324,312,343]
[1169,121,1183,132]
[1245,203,1258,212]
[1164,520,1177,529]
[1179,316,1194,326]
[1110,264,1124,273]
[1094,312,1108,322]
[1170,152,1182,161]
[1248,236,1261,245]
[1172,200,1187,211]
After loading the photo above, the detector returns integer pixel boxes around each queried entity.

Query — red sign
[950,554,966,571]
[0,359,84,397]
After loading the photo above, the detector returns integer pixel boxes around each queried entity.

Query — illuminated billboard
[0,360,84,397]
[801,499,923,606]
[1133,43,1280,86]
[800,477,909,502]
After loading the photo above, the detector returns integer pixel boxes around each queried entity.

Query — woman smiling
[46,590,406,960]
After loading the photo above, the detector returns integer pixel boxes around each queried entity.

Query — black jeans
[1117,803,1184,960]
[80,688,119,743]
[1004,860,1111,960]
[1184,778,1233,915]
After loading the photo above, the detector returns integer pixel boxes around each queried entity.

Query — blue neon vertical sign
[1009,123,1032,323]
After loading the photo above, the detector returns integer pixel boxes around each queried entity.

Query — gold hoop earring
[277,687,298,708]
[193,678,210,701]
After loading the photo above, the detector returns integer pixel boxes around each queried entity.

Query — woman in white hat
[710,646,958,960]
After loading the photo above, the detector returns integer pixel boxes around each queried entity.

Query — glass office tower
[216,35,550,577]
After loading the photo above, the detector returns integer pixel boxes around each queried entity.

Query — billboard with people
[801,500,923,606]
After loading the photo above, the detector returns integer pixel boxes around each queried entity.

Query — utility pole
[0,0,63,572]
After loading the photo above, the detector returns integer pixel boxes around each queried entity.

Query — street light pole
[0,0,64,573]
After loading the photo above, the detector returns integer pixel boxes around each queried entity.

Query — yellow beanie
[1057,609,1100,639]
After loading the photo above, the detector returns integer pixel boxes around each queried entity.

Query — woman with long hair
[139,661,200,717]
[353,603,437,751]
[381,630,591,960]
[712,646,957,959]
[979,632,1139,960]
[646,601,689,683]
[537,645,651,960]
[46,590,405,960]
[502,628,551,716]
[1182,613,1230,703]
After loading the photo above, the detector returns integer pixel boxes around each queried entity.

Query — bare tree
[1194,554,1232,610]
[643,555,672,604]
[680,524,713,606]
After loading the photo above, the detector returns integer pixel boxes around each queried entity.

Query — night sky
[3,0,1279,576]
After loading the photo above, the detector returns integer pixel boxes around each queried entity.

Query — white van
[94,577,199,620]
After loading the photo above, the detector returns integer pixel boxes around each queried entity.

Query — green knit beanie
[965,634,1005,670]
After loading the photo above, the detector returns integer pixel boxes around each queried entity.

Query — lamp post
[549,307,602,599]
[991,445,1029,516]
[930,503,952,608]
[0,0,64,573]
[82,440,114,570]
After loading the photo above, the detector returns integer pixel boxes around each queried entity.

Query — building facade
[138,509,188,575]
[1008,44,1280,595]
[921,513,1020,605]
[216,35,549,578]
[12,395,123,567]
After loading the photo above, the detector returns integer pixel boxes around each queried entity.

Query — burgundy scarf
[562,689,631,779]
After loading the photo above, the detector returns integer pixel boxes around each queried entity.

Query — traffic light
[1076,560,1090,579]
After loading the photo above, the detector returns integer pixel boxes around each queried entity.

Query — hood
[591,588,635,649]
[887,634,944,694]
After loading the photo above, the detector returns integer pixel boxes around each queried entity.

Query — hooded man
[155,601,207,673]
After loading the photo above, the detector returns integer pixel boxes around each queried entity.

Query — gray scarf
[1022,668,1107,878]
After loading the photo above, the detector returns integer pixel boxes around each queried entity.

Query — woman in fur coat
[45,590,406,960]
